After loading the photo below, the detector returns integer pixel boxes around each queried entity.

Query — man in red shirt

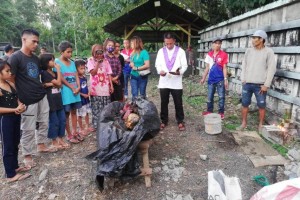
[200,37,228,120]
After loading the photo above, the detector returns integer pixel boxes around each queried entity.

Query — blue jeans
[207,81,225,113]
[130,75,148,100]
[123,73,130,96]
[48,109,66,139]
[242,83,266,108]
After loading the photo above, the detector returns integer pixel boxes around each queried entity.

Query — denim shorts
[242,83,266,108]
[63,102,82,112]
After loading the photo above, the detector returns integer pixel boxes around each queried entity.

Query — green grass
[271,143,288,157]
[224,123,238,130]
[185,96,206,108]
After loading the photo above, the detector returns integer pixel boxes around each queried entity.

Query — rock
[162,165,169,171]
[38,186,45,194]
[288,148,300,161]
[33,195,41,200]
[200,154,207,161]
[184,194,194,200]
[39,169,49,182]
[175,194,183,200]
[48,193,58,200]
[153,167,162,173]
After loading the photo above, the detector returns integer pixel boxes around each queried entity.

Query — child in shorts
[55,41,83,143]
[40,53,70,149]
[75,59,93,135]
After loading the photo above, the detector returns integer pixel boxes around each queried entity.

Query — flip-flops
[23,159,37,169]
[67,135,80,144]
[6,173,31,183]
[178,123,186,131]
[87,127,96,133]
[74,132,84,141]
[160,123,167,130]
[58,140,71,149]
[37,145,58,153]
[15,166,31,173]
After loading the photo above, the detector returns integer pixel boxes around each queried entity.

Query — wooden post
[138,139,153,187]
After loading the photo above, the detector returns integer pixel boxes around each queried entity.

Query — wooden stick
[204,140,226,143]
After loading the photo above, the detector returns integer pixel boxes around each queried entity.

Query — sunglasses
[95,50,104,55]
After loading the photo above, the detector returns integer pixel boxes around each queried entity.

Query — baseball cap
[212,37,222,43]
[252,30,268,40]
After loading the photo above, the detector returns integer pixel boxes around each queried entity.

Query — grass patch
[224,123,238,130]
[271,144,288,157]
[185,96,206,108]
[227,115,239,121]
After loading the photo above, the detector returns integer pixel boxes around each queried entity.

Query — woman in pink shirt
[86,44,114,131]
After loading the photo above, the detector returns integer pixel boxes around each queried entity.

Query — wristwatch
[224,78,228,80]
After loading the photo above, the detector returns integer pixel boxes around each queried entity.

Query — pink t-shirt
[87,57,112,96]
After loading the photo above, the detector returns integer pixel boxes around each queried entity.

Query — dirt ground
[0,76,277,200]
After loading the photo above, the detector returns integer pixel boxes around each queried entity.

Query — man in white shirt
[155,32,188,131]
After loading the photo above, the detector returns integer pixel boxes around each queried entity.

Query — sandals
[37,145,58,153]
[6,173,31,183]
[15,166,31,173]
[23,159,37,169]
[178,123,186,131]
[67,135,80,144]
[160,123,167,130]
[87,127,96,133]
[74,132,84,141]
[58,140,71,149]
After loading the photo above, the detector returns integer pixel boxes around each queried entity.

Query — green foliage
[0,0,277,54]
[224,0,276,17]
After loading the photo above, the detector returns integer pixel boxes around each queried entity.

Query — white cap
[252,30,268,40]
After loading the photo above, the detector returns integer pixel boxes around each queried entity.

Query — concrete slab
[232,131,287,167]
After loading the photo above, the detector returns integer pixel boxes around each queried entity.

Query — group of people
[0,28,275,183]
[200,29,276,132]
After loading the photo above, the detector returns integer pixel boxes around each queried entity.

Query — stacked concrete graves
[197,0,300,130]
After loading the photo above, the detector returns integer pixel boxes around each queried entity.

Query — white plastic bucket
[204,113,222,134]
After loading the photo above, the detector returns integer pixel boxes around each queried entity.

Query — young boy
[75,59,92,135]
[200,37,228,120]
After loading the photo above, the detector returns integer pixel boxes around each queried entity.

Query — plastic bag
[208,170,242,200]
[87,98,160,191]
[250,178,300,200]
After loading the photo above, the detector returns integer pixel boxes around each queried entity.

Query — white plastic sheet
[250,178,300,200]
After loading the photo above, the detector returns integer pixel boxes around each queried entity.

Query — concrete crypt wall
[197,0,300,125]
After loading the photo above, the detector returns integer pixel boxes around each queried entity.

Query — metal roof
[103,0,209,42]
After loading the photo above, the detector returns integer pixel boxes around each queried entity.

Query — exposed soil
[0,76,277,200]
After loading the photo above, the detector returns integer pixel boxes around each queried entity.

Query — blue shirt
[55,59,81,105]
[79,76,89,105]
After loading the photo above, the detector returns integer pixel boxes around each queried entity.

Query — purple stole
[163,46,179,71]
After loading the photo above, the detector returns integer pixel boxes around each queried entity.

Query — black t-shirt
[0,82,18,116]
[41,71,63,112]
[8,50,46,105]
